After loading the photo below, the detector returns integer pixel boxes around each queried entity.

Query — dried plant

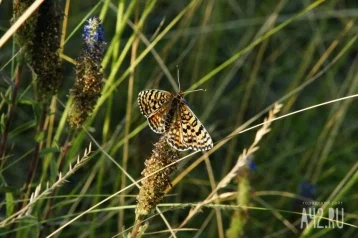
[0,144,92,228]
[133,136,180,237]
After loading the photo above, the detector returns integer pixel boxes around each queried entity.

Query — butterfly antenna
[176,65,181,92]
[184,89,206,95]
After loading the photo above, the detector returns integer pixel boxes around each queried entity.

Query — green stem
[0,64,23,163]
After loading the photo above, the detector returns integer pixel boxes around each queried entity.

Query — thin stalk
[57,132,74,172]
[9,93,47,238]
[111,0,125,68]
[221,2,281,177]
[39,131,74,238]
[119,1,139,231]
[131,219,143,238]
[0,64,23,163]
[23,104,48,198]
[0,0,45,48]
[45,97,57,166]
[190,0,214,87]
[223,30,271,175]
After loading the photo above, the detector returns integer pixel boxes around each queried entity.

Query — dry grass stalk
[178,103,282,229]
[0,144,92,227]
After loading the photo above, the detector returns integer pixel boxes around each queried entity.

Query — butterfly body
[138,89,213,151]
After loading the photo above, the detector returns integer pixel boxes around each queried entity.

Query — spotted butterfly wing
[166,105,187,150]
[178,103,213,151]
[138,89,213,151]
[138,90,173,117]
[138,90,173,133]
[166,100,213,151]
[147,103,171,133]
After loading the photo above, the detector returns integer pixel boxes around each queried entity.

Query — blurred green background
[0,0,357,237]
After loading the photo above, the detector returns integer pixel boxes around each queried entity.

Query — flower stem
[131,218,143,238]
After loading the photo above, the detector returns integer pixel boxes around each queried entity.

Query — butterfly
[138,89,213,151]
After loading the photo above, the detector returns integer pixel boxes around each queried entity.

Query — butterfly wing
[166,104,187,150]
[138,90,173,134]
[138,89,213,151]
[138,90,173,118]
[179,104,213,151]
[147,102,171,134]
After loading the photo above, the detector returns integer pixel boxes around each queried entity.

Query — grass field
[0,0,357,237]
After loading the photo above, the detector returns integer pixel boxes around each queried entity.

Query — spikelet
[136,136,180,217]
[31,0,63,99]
[12,0,38,61]
[68,17,106,129]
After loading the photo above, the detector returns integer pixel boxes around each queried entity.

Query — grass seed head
[68,16,105,129]
[136,136,180,217]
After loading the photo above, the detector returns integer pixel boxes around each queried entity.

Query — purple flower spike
[82,17,105,50]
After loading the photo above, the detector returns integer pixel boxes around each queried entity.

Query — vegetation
[0,0,357,237]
